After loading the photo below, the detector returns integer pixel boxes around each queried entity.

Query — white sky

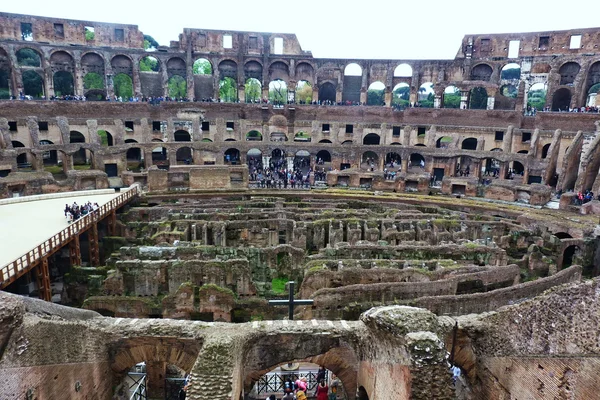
[3,0,599,60]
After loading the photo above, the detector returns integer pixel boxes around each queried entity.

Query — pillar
[62,153,74,173]
[74,58,84,97]
[384,89,392,107]
[487,96,495,110]
[460,91,469,109]
[434,95,442,108]
[132,59,141,97]
[88,221,99,267]
[107,210,117,236]
[36,258,51,302]
[146,361,167,399]
[69,235,82,266]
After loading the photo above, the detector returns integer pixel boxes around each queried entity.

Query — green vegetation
[392,85,410,108]
[83,72,104,90]
[113,73,133,99]
[245,78,261,102]
[296,81,312,103]
[85,27,95,41]
[469,87,488,109]
[140,56,159,72]
[219,77,237,102]
[367,88,385,106]
[97,130,108,146]
[168,75,187,98]
[271,277,289,294]
[268,80,287,103]
[193,59,212,75]
[143,34,159,50]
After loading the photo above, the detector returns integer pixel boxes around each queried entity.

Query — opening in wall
[495,131,504,141]
[274,37,283,55]
[223,34,232,49]
[152,121,161,131]
[538,36,549,49]
[202,121,210,131]
[115,28,124,42]
[508,40,520,58]
[21,23,33,41]
[84,26,95,41]
[346,124,353,134]
[54,23,64,39]
[569,35,582,49]
[38,122,48,131]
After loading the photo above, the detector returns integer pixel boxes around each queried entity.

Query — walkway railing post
[69,235,82,267]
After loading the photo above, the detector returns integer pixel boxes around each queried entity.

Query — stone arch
[53,71,74,96]
[126,146,142,162]
[500,63,521,80]
[517,150,528,154]
[361,151,378,169]
[500,84,518,98]
[70,131,87,165]
[16,48,41,67]
[357,386,370,400]
[268,61,290,82]
[168,75,187,98]
[218,59,238,79]
[393,63,412,77]
[39,140,58,165]
[176,147,193,164]
[469,87,488,109]
[471,63,493,81]
[110,338,201,375]
[343,63,362,103]
[219,76,237,102]
[319,139,332,144]
[111,54,133,76]
[363,133,380,145]
[559,62,580,85]
[442,86,461,108]
[511,161,524,175]
[140,55,160,72]
[392,82,410,108]
[342,140,353,145]
[296,80,312,104]
[247,148,262,171]
[243,60,262,81]
[462,138,478,150]
[11,141,26,164]
[113,73,133,99]
[268,79,287,104]
[192,58,212,75]
[552,88,572,111]
[527,82,547,110]
[271,148,286,161]
[418,82,434,107]
[81,53,105,98]
[22,70,44,98]
[224,148,240,165]
[295,62,314,82]
[246,130,262,141]
[586,82,600,107]
[385,152,401,167]
[174,130,191,142]
[541,143,551,159]
[554,232,573,239]
[410,153,425,168]
[166,57,186,78]
[98,130,113,146]
[152,146,168,165]
[436,136,453,148]
[49,50,74,73]
[245,78,262,102]
[562,245,580,268]
[318,82,336,103]
[316,150,331,163]
[241,335,359,400]
[367,81,385,106]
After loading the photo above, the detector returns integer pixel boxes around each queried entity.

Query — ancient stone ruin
[1,10,600,400]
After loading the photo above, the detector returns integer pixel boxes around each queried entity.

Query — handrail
[129,374,147,400]
[0,185,140,288]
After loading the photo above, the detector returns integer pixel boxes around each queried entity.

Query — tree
[168,75,187,98]
[296,81,312,103]
[367,89,385,106]
[113,73,133,99]
[22,70,44,98]
[53,71,74,96]
[193,59,212,75]
[245,78,261,102]
[268,80,287,103]
[469,87,488,109]
[219,77,237,102]
[83,72,104,90]
[527,89,546,110]
[16,48,40,67]
[85,27,95,41]
[501,68,520,80]
[143,35,159,51]
[140,56,159,72]
[0,69,9,99]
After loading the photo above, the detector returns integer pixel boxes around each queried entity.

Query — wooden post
[88,221,100,267]
[36,258,51,302]
[69,235,82,266]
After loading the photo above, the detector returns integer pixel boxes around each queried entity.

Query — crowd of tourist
[274,368,338,400]
[63,201,99,223]
[575,190,596,205]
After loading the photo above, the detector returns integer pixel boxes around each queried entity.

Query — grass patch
[271,277,289,294]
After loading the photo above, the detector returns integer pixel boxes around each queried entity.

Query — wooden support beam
[88,222,100,267]
[36,258,51,302]
[107,210,117,236]
[69,235,82,267]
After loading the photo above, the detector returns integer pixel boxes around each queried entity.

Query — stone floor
[0,191,120,268]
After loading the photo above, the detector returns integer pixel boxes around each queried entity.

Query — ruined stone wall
[411,265,582,315]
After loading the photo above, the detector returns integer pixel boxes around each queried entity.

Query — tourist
[315,379,329,400]
[178,383,189,400]
[295,377,307,393]
[329,375,339,400]
[283,377,294,394]
[316,366,326,383]
[281,392,295,400]
[296,390,307,400]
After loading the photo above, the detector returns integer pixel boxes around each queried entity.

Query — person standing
[315,380,329,400]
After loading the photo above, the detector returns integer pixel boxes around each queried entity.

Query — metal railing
[256,370,326,395]
[128,373,147,400]
[0,185,140,288]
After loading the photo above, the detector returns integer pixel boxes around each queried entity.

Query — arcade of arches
[2,11,600,400]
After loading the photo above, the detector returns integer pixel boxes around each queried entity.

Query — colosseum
[1,11,600,400]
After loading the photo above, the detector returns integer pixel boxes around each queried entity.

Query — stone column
[434,95,442,108]
[460,91,469,109]
[161,66,169,98]
[131,57,141,97]
[74,56,84,97]
[384,89,392,107]
[146,361,167,399]
[105,56,115,99]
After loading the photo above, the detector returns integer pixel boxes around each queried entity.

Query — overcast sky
[3,0,599,60]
